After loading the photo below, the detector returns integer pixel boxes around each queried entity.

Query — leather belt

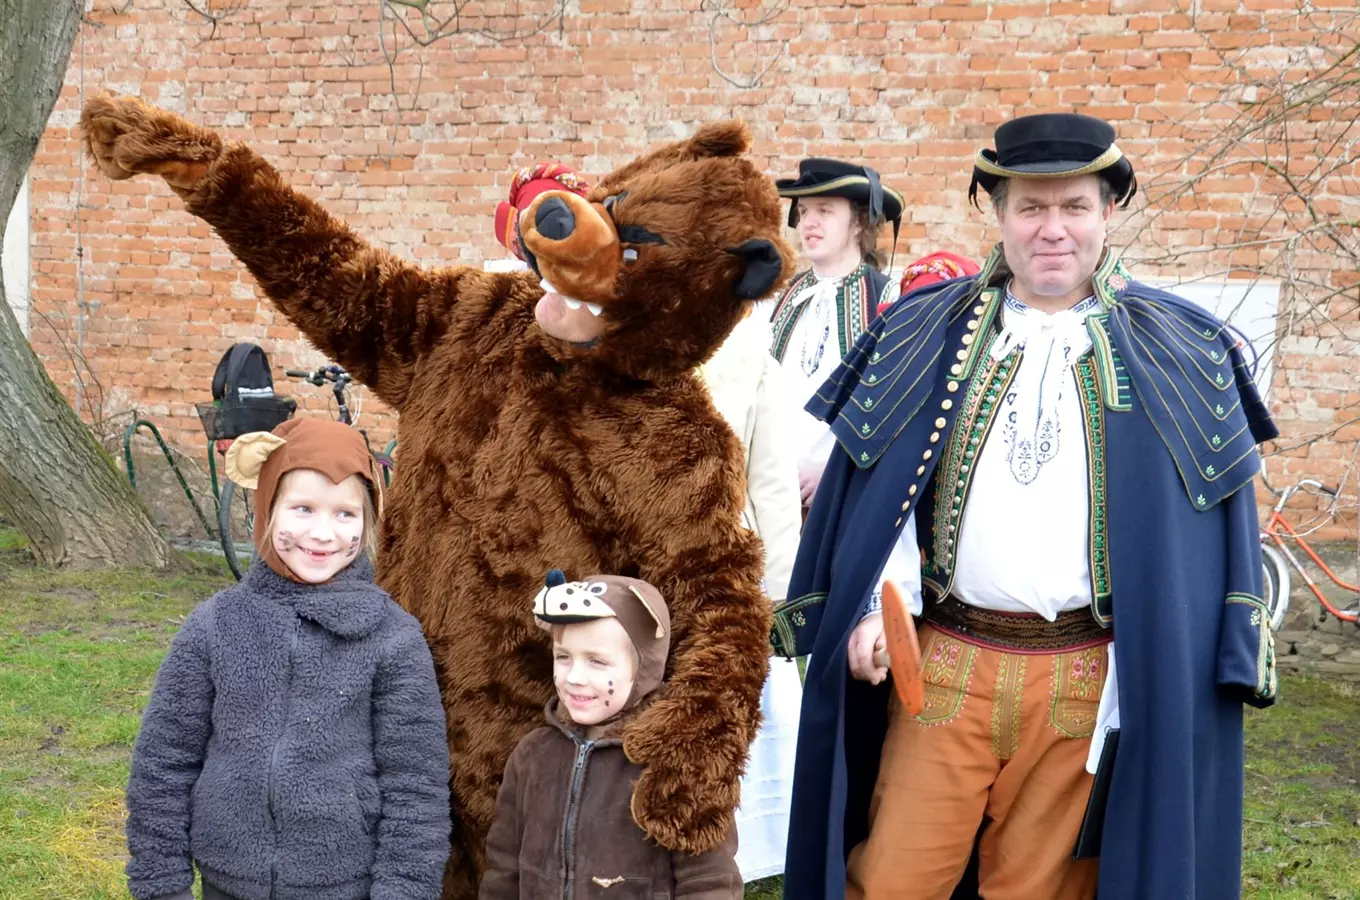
[921,594,1111,654]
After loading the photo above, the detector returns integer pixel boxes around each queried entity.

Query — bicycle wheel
[1261,542,1291,631]
[218,480,256,581]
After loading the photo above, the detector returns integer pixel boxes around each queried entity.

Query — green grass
[1242,676,1360,898]
[0,526,1356,898]
[0,533,231,899]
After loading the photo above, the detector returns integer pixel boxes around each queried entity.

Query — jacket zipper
[561,738,594,900]
[265,615,300,899]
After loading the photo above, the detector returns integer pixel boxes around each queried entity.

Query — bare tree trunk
[0,0,173,568]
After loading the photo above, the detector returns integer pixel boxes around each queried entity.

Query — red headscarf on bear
[494,163,591,261]
[899,250,980,295]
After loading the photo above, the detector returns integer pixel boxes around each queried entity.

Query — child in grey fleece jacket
[125,420,451,900]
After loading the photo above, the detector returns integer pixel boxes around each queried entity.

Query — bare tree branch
[701,0,790,89]
[177,0,247,40]
[1117,8,1360,476]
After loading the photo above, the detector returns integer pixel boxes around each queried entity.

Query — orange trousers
[846,625,1107,900]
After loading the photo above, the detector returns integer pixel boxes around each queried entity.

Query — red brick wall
[24,0,1359,536]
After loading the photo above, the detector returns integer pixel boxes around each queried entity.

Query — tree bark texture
[0,0,173,568]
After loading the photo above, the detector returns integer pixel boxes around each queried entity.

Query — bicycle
[1259,462,1360,632]
[217,365,396,580]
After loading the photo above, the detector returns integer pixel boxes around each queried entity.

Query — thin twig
[702,0,789,89]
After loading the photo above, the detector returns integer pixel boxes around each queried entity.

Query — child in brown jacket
[480,571,742,899]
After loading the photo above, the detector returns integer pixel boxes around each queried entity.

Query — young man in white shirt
[768,159,903,510]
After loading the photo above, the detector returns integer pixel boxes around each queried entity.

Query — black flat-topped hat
[969,113,1137,209]
[777,158,904,229]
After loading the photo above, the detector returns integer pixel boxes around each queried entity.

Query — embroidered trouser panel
[845,624,1107,900]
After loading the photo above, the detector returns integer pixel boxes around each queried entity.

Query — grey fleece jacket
[125,558,451,900]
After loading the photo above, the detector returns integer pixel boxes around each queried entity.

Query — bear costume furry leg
[83,93,794,898]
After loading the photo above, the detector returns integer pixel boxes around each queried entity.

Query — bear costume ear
[727,239,784,300]
[683,120,750,159]
[224,431,288,490]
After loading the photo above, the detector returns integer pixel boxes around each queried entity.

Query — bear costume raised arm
[83,93,794,897]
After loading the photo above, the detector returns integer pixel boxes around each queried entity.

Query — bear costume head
[517,122,795,381]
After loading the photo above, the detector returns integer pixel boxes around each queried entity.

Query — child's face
[552,618,638,727]
[270,469,367,583]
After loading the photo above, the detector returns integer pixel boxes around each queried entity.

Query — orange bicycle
[1259,461,1360,632]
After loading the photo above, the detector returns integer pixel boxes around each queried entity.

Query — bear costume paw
[81,91,222,195]
[624,695,750,854]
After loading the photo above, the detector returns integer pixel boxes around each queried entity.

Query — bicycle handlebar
[283,365,355,425]
[1260,457,1341,502]
[284,365,350,387]
[1298,479,1339,497]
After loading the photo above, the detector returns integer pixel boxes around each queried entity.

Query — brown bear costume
[82,93,794,897]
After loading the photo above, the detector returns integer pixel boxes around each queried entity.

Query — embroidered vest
[916,315,1113,625]
[769,263,887,364]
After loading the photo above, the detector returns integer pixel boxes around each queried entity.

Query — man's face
[997,175,1113,301]
[796,196,860,267]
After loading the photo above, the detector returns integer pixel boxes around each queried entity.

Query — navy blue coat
[775,248,1279,900]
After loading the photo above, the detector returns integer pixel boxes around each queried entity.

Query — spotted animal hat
[532,569,670,710]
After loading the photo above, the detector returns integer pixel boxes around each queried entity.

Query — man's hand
[848,612,888,684]
[799,466,822,507]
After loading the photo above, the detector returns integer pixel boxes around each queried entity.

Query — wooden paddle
[872,580,925,716]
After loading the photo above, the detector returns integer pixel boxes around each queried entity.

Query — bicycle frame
[1261,479,1359,624]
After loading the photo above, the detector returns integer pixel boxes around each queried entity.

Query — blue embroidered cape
[778,246,1279,900]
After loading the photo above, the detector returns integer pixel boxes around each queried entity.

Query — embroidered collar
[789,261,870,308]
[986,284,1102,485]
[1001,284,1101,317]
[991,283,1099,363]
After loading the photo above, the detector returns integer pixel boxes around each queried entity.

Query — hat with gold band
[969,113,1137,209]
[776,158,904,230]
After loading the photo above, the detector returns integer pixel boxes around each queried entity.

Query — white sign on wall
[482,258,529,273]
[2,175,30,335]
[1142,276,1281,399]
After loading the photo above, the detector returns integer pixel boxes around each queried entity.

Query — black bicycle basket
[196,343,296,440]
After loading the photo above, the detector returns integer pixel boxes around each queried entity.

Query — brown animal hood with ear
[517,121,795,382]
[223,418,380,582]
[532,570,671,712]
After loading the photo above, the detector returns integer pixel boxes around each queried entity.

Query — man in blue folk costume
[773,113,1279,899]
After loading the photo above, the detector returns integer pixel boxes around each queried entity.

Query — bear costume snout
[513,123,796,383]
[520,190,622,306]
[534,196,575,240]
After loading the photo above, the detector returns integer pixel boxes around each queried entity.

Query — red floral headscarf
[493,163,591,261]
